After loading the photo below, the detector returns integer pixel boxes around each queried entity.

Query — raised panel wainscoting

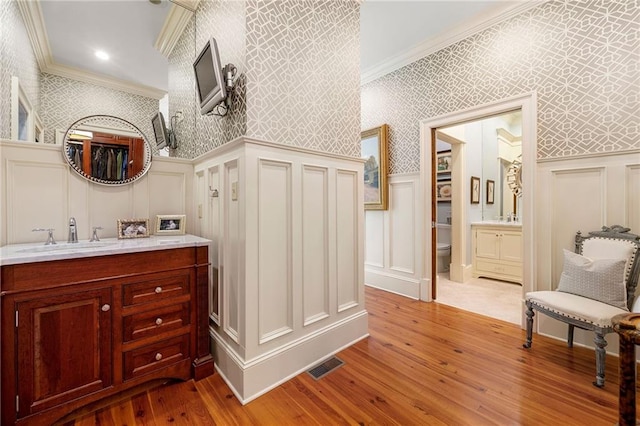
[193,137,368,404]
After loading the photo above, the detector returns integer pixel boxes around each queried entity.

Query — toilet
[436,224,451,272]
[437,243,451,272]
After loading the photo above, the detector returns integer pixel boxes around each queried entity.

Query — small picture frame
[436,150,452,173]
[470,176,480,204]
[486,179,495,204]
[155,214,186,235]
[117,218,150,239]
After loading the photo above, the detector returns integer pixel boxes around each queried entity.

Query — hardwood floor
[66,287,629,425]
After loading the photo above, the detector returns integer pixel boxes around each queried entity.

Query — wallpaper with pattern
[168,13,197,157]
[40,73,159,151]
[362,0,640,174]
[0,0,41,140]
[245,0,361,156]
[192,0,247,158]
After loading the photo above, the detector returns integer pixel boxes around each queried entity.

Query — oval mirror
[63,115,152,185]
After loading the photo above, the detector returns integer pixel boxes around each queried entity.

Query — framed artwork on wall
[361,124,389,210]
[436,180,452,201]
[436,150,452,173]
[470,176,480,204]
[486,179,495,204]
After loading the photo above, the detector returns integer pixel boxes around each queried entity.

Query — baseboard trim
[365,268,420,299]
[210,310,369,404]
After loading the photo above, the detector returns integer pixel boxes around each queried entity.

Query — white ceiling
[360,1,515,73]
[37,0,527,94]
[40,0,173,91]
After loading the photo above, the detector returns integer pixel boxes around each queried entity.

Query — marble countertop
[471,220,522,228]
[0,234,211,266]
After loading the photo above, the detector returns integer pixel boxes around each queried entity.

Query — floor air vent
[307,356,344,380]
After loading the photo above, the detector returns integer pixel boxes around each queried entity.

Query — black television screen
[193,37,226,115]
[151,112,169,149]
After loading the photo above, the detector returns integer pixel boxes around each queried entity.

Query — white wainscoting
[193,137,368,404]
[0,140,194,245]
[364,173,422,299]
[534,150,640,352]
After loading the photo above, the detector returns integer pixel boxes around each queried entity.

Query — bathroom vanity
[0,235,214,425]
[471,222,523,284]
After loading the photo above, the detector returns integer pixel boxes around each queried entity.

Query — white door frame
[418,93,537,328]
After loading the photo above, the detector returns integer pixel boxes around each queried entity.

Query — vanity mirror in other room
[63,115,152,185]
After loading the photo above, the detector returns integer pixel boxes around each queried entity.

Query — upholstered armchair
[524,225,640,387]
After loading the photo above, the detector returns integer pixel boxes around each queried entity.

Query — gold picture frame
[361,124,389,210]
[117,218,150,239]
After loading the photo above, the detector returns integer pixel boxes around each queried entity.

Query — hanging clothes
[116,149,123,180]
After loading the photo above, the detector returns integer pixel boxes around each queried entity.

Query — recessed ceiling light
[95,50,109,61]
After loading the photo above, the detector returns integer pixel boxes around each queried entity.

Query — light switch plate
[231,182,238,201]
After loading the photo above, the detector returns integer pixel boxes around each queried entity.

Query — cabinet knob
[101,304,110,312]
[155,317,163,326]
[154,286,163,294]
[155,353,163,361]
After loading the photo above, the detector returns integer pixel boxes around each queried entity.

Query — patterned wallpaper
[245,0,361,156]
[362,0,640,174]
[192,0,247,158]
[40,73,159,151]
[0,0,41,140]
[169,0,360,159]
[168,13,197,157]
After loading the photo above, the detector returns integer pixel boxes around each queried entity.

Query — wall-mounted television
[151,112,169,149]
[193,37,226,115]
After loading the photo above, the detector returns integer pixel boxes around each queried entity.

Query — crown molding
[16,0,52,71]
[17,0,167,100]
[45,62,166,99]
[155,0,200,57]
[360,0,547,85]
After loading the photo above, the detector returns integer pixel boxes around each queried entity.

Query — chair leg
[523,302,534,348]
[593,332,607,388]
[567,325,574,348]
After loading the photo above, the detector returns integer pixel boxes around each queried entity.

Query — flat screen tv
[193,37,226,115]
[151,112,169,149]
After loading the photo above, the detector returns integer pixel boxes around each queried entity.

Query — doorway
[419,93,537,328]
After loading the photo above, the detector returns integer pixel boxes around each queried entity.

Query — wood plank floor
[67,287,632,425]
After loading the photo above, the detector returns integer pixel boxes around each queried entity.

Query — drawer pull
[101,304,111,312]
[155,353,163,361]
[154,286,163,294]
[155,317,163,326]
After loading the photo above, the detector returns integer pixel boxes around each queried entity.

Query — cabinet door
[475,229,500,259]
[500,231,523,263]
[16,287,112,418]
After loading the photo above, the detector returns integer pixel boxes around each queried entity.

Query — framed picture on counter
[117,218,149,239]
[155,214,186,235]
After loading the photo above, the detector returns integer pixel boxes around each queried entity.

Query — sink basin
[17,241,117,254]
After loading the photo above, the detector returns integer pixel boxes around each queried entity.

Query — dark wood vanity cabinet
[15,287,114,417]
[1,246,214,425]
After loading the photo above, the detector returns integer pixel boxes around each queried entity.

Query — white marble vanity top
[471,220,522,228]
[0,234,211,266]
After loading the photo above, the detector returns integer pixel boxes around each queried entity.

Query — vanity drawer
[476,259,522,278]
[123,302,190,342]
[123,273,190,306]
[123,334,190,380]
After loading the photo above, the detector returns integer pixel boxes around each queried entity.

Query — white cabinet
[472,223,522,284]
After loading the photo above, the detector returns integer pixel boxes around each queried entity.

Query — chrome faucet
[68,217,78,243]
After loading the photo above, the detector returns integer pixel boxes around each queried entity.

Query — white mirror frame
[11,76,43,143]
